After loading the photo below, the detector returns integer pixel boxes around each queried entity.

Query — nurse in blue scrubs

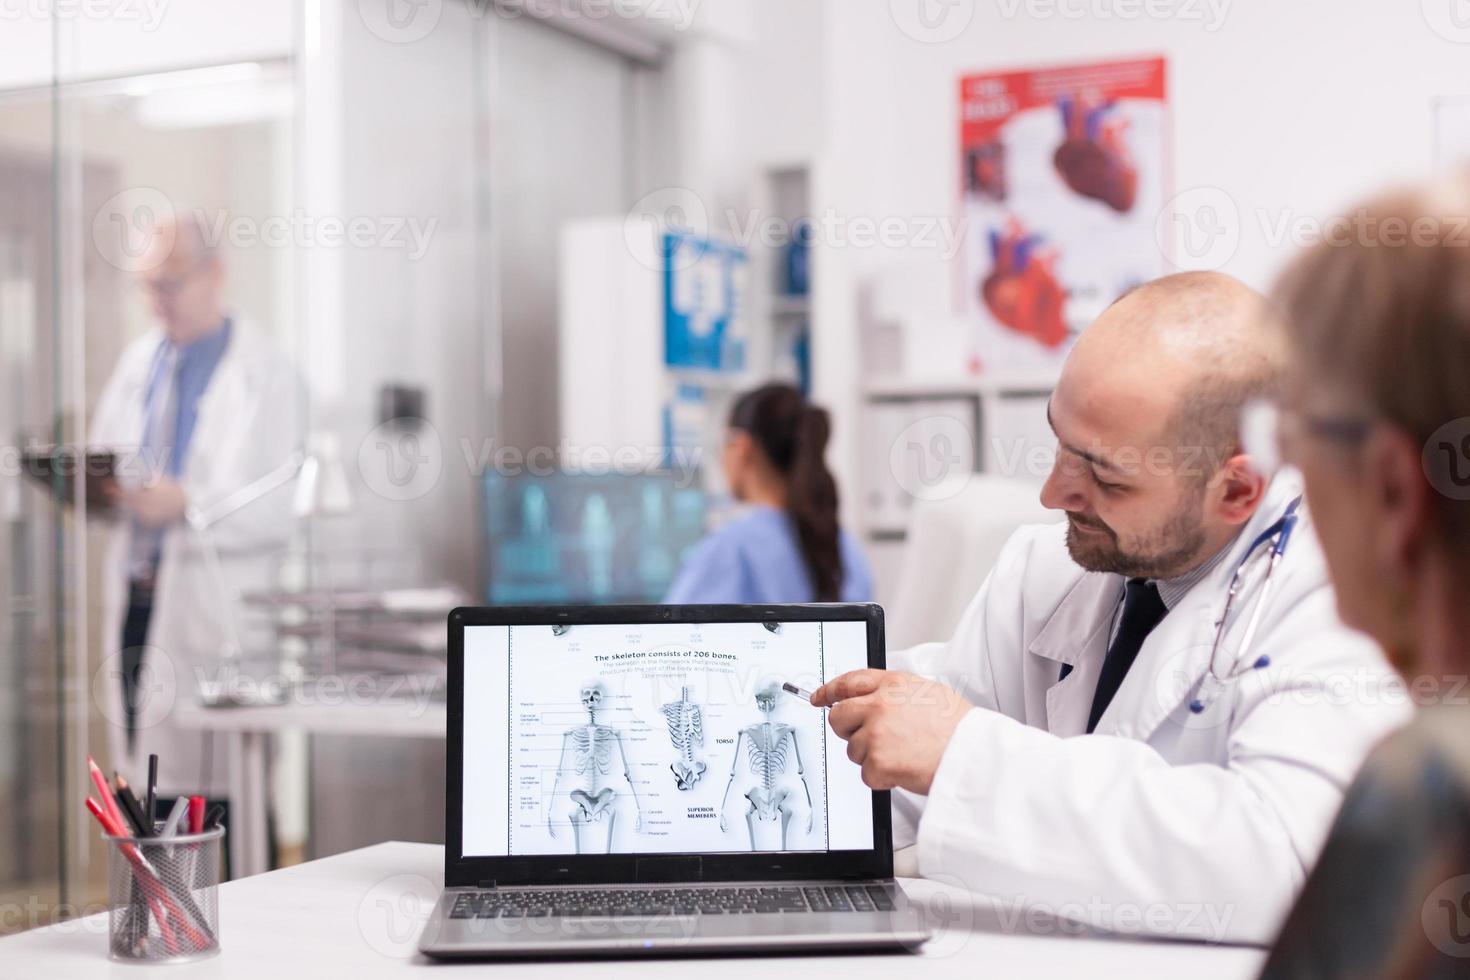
[664,383,873,604]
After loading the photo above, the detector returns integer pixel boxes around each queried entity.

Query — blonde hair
[1273,174,1470,548]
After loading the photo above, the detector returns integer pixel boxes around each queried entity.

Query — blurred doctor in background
[664,383,872,604]
[1260,176,1470,978]
[92,209,303,801]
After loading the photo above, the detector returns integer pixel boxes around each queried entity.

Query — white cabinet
[861,375,1056,539]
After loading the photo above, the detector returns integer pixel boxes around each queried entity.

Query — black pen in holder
[104,824,225,963]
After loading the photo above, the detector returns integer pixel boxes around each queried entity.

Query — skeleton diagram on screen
[660,686,706,790]
[719,684,813,850]
[547,683,644,854]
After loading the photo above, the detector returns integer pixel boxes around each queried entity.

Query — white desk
[0,842,1268,978]
[172,700,446,877]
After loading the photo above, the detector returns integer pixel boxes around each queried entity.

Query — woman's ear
[725,430,755,466]
[1364,426,1432,579]
[722,430,753,494]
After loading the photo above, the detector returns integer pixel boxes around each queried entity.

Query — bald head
[139,210,220,273]
[1085,271,1276,363]
[1065,271,1283,469]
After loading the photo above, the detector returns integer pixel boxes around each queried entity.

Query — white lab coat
[890,474,1410,944]
[91,317,303,797]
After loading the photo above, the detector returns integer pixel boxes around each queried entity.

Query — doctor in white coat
[92,211,302,799]
[813,272,1409,944]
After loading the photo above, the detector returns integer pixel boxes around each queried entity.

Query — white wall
[812,0,1470,527]
[489,13,637,454]
[741,0,825,170]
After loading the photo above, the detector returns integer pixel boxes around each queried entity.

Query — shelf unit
[861,371,1057,540]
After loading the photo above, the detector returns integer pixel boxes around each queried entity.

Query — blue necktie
[1086,578,1168,734]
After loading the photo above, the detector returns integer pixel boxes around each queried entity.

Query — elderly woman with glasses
[1255,178,1470,977]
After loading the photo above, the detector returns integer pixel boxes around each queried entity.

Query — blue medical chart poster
[663,230,748,372]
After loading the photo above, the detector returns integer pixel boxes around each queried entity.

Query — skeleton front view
[661,686,706,790]
[548,683,644,854]
[719,684,814,850]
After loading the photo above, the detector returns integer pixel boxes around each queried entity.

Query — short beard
[1064,486,1209,580]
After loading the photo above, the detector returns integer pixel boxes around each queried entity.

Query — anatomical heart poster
[959,56,1169,372]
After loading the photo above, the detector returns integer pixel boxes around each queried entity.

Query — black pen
[114,775,152,837]
[146,754,158,829]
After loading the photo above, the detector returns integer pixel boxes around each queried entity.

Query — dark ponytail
[730,384,843,601]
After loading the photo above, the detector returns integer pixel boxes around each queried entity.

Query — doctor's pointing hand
[811,670,971,795]
[821,272,1409,945]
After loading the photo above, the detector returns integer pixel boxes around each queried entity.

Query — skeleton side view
[547,683,643,854]
[660,686,706,790]
[719,684,814,850]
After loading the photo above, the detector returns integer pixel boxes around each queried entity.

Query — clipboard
[20,446,118,513]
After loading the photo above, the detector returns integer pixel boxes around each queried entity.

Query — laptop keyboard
[450,885,896,918]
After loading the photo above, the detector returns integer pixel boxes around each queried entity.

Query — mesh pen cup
[104,825,224,963]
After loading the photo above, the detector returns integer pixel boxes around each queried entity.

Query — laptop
[419,602,931,959]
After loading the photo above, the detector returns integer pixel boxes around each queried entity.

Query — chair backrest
[885,474,1061,650]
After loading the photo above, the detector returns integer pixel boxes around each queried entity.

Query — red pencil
[87,756,128,832]
[85,795,125,837]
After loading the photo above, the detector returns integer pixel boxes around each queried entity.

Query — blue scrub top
[663,504,874,605]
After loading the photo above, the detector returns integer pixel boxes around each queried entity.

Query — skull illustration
[581,683,606,716]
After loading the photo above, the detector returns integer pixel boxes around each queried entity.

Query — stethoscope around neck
[1187,495,1303,714]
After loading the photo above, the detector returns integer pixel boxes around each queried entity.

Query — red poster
[959,57,1169,372]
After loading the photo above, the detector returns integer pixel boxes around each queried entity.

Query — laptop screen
[460,618,875,858]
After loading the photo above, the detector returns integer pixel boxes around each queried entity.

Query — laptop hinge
[475,880,497,889]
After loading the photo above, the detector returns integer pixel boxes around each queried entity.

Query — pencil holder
[104,825,224,963]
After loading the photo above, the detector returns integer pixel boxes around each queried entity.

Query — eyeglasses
[137,260,209,300]
[1239,398,1373,478]
[138,275,193,300]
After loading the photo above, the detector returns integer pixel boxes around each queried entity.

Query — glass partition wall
[1,0,681,923]
[0,2,492,922]
[0,73,67,931]
[0,48,303,925]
